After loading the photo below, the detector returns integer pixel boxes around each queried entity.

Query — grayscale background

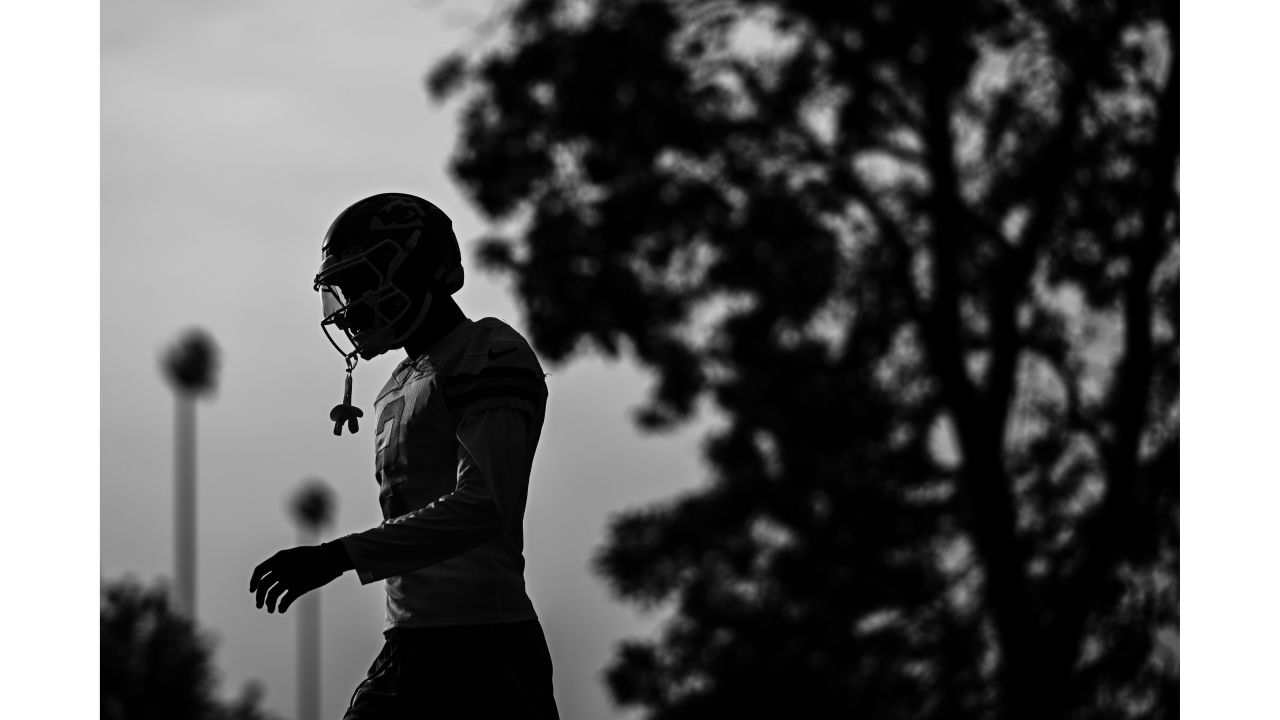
[101,2,708,718]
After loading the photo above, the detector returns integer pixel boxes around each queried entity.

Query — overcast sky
[101,2,713,718]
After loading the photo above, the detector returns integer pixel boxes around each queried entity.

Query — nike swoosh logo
[488,347,517,360]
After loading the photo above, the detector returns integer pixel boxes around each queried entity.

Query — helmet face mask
[315,236,433,361]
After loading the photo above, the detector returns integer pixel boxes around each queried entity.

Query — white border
[0,1,101,716]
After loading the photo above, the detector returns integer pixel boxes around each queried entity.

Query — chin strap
[330,354,364,436]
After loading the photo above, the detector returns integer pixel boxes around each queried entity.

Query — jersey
[337,317,549,630]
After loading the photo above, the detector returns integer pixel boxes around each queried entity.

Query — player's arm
[332,406,538,584]
[248,396,534,613]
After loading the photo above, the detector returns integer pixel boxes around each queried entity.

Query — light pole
[162,328,219,618]
[291,479,335,720]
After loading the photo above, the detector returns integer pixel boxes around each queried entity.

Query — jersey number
[375,396,406,473]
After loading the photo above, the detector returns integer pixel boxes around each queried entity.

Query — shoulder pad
[441,319,547,420]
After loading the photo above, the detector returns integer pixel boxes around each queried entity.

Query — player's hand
[249,545,341,614]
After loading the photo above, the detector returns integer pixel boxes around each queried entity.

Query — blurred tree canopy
[431,0,1177,717]
[101,578,282,720]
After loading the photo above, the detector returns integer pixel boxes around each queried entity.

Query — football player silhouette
[250,193,559,719]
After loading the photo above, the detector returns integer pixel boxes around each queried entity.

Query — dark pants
[342,619,559,720]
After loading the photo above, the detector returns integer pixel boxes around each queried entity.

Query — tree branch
[1047,15,1179,698]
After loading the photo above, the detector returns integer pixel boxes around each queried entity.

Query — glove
[249,544,344,614]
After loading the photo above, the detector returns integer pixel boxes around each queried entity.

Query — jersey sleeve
[338,406,542,584]
[441,326,548,423]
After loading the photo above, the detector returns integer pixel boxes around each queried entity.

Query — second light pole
[290,479,336,720]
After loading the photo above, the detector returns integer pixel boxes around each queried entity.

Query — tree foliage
[101,577,282,720]
[432,0,1178,717]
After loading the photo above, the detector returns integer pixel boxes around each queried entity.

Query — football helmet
[314,193,464,363]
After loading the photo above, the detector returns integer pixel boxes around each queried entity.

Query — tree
[101,577,282,720]
[430,1,1178,717]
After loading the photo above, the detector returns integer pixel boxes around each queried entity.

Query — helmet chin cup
[352,325,395,361]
